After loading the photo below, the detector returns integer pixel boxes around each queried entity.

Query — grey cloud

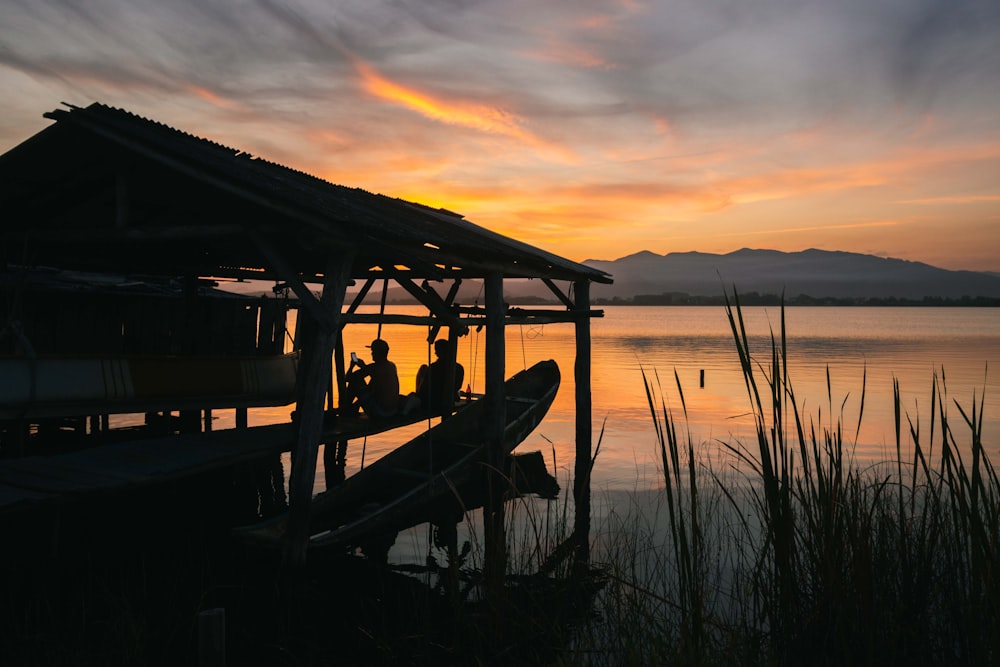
[2,0,998,152]
[889,0,1000,108]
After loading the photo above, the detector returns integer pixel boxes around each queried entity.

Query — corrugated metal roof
[0,103,612,286]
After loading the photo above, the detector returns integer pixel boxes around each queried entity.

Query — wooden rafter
[542,278,575,309]
[247,229,339,335]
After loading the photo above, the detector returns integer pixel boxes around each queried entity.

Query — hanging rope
[468,325,479,396]
[467,280,486,396]
[519,324,527,370]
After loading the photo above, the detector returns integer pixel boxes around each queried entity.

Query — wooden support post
[573,279,592,566]
[197,607,226,667]
[482,272,507,590]
[325,330,348,488]
[334,329,347,403]
[427,278,463,342]
[442,326,461,419]
[284,254,354,568]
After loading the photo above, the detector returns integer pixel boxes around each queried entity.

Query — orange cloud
[716,220,902,238]
[724,167,887,205]
[186,85,244,112]
[898,195,1000,205]
[350,58,572,162]
[305,128,349,147]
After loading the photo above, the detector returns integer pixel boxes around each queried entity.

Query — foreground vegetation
[569,291,998,666]
[2,292,995,665]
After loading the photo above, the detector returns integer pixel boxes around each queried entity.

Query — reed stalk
[641,365,705,660]
[573,290,998,666]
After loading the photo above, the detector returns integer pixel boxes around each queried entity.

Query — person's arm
[348,359,371,381]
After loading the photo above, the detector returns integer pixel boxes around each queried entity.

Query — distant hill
[250,248,999,305]
[574,249,1000,302]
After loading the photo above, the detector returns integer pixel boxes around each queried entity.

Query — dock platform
[0,409,448,515]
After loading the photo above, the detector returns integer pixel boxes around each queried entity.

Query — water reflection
[239,305,999,495]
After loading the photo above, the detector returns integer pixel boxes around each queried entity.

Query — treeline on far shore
[385,292,1000,307]
[590,292,1000,307]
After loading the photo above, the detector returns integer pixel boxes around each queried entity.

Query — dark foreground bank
[0,465,601,667]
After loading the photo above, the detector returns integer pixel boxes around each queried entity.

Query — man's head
[433,339,451,358]
[368,338,389,359]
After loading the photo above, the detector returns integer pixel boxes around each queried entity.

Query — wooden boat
[0,352,300,419]
[234,359,561,551]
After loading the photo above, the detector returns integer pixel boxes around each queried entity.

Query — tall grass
[573,290,999,666]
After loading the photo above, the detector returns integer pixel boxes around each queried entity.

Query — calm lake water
[240,305,1000,496]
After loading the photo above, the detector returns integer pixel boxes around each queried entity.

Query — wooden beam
[345,278,377,315]
[482,272,507,591]
[541,278,575,309]
[283,252,354,568]
[247,230,339,335]
[456,305,603,317]
[451,306,603,326]
[427,279,462,342]
[325,329,348,488]
[505,308,604,323]
[444,326,461,416]
[337,309,603,328]
[339,313,449,327]
[572,279,593,566]
[387,272,469,335]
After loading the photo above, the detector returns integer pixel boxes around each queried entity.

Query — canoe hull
[235,359,561,550]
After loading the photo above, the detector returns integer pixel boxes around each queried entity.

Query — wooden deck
[0,422,295,514]
[0,408,453,516]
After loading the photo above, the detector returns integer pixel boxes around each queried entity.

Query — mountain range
[573,249,1000,302]
[271,248,998,305]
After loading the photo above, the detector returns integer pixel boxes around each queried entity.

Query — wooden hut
[0,102,612,568]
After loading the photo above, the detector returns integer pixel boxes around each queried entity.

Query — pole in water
[699,369,705,388]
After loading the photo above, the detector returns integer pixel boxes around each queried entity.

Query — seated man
[414,338,465,414]
[344,338,400,418]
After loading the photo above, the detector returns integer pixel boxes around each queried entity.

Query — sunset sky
[2,0,999,271]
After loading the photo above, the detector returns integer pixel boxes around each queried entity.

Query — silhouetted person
[415,339,465,414]
[345,338,400,418]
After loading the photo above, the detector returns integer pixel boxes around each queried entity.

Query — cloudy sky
[2,0,999,270]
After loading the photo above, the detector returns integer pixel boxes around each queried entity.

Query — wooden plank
[0,460,118,494]
[0,399,468,518]
[0,422,295,513]
[0,457,142,491]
